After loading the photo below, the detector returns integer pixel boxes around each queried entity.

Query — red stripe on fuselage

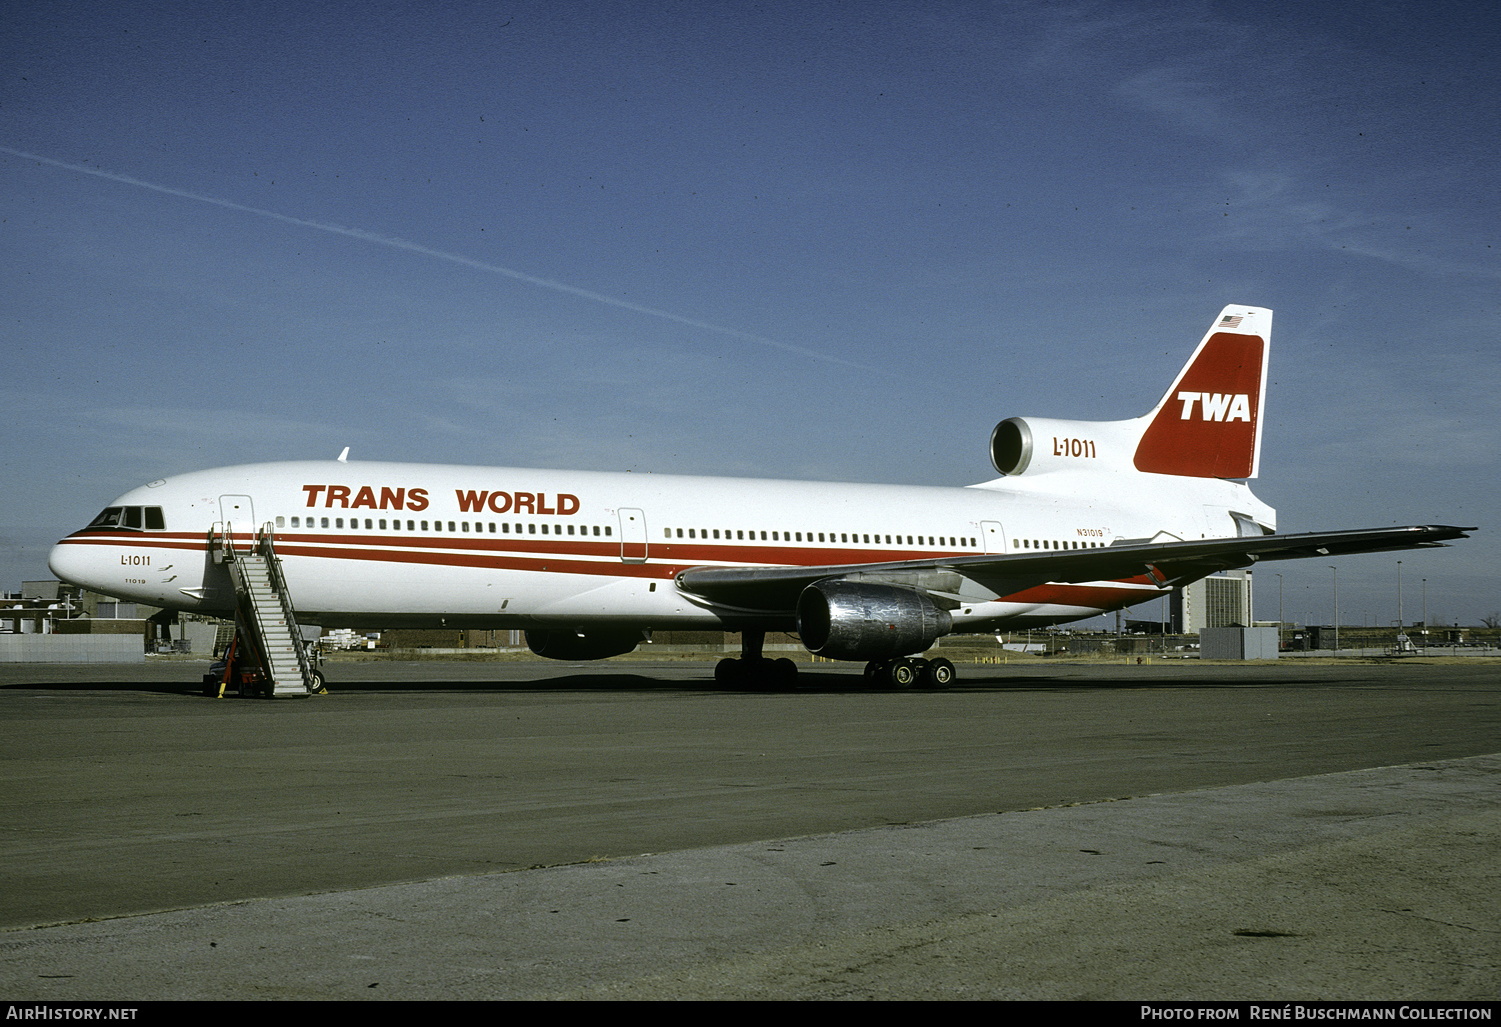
[56,529,969,569]
[53,532,1157,607]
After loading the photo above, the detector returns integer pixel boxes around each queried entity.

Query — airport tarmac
[1,659,1497,1000]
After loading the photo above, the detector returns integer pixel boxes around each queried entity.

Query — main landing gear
[715,629,800,689]
[712,631,957,690]
[864,656,955,690]
[715,656,799,688]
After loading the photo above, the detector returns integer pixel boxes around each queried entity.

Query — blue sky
[3,1,1497,626]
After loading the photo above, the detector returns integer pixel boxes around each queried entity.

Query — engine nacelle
[989,415,1141,476]
[797,580,952,661]
[526,628,643,661]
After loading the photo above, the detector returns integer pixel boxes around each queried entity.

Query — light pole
[1386,558,1398,630]
[1422,578,1428,651]
[1329,566,1339,656]
[1275,573,1283,652]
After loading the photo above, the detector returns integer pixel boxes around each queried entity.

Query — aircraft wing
[673,524,1475,613]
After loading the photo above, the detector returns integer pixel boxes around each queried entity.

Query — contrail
[2,146,868,370]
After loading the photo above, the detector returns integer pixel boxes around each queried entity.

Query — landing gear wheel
[715,657,741,686]
[307,670,327,694]
[743,658,791,691]
[920,657,955,689]
[888,659,918,689]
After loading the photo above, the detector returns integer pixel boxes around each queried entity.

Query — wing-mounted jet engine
[796,580,957,690]
[797,580,952,660]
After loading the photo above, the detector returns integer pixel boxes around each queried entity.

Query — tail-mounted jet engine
[990,416,1039,475]
[796,580,952,661]
[526,628,644,661]
[989,415,1140,476]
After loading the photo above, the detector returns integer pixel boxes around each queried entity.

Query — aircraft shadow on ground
[0,669,1343,696]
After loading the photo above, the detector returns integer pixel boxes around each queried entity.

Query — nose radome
[48,540,101,592]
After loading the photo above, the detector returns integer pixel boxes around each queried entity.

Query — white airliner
[49,306,1470,689]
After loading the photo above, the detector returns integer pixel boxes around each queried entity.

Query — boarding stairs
[214,522,317,697]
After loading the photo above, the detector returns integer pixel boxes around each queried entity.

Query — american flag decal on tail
[1218,314,1244,329]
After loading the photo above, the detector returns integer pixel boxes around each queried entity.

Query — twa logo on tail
[1177,391,1252,422]
[1133,306,1270,479]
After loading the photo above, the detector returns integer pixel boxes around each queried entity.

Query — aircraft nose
[49,538,101,591]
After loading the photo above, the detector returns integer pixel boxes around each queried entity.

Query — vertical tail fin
[1133,305,1271,478]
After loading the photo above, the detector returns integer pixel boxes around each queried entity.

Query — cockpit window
[86,506,166,530]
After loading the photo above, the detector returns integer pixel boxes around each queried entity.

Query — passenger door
[618,508,648,563]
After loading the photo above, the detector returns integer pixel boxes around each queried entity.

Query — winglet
[337,447,349,463]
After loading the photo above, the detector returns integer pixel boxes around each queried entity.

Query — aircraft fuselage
[48,459,1272,633]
